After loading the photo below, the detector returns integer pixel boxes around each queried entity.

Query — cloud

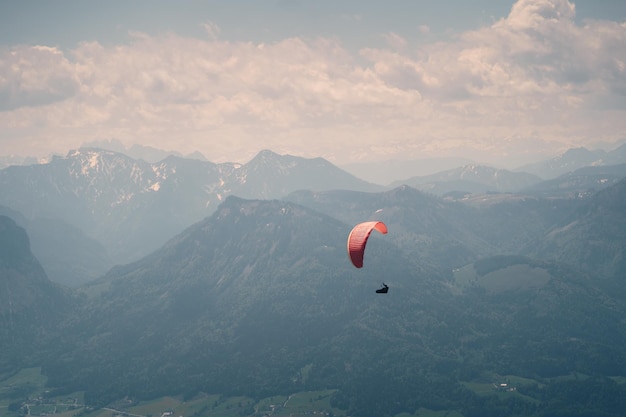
[366,0,624,102]
[202,21,221,41]
[382,32,408,51]
[0,45,79,111]
[359,0,626,150]
[0,0,625,165]
[506,0,575,29]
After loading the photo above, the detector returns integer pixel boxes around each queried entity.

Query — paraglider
[347,221,388,268]
[346,221,389,293]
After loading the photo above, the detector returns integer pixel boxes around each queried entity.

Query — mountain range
[0,148,380,285]
[516,144,626,179]
[339,143,626,184]
[2,146,626,416]
[28,180,626,416]
[388,164,543,196]
[2,145,625,287]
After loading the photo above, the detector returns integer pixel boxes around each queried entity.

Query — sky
[1,0,625,167]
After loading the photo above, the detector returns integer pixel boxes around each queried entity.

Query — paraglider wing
[347,221,388,268]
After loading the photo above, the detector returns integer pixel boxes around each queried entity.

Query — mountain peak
[256,149,280,158]
[244,150,294,171]
[518,146,615,179]
[67,147,124,159]
[248,149,285,164]
[391,164,541,195]
[559,146,593,157]
[458,164,497,177]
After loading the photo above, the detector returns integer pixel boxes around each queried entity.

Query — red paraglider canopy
[347,221,388,268]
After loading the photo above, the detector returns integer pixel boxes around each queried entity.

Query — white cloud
[0,45,79,111]
[0,0,625,165]
[506,0,575,30]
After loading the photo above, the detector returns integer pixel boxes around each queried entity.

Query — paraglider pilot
[376,283,389,294]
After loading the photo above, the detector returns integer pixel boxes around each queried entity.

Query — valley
[3,367,626,417]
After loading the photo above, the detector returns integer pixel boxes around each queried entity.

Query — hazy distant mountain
[527,178,626,278]
[288,185,501,270]
[27,217,113,287]
[0,206,113,287]
[83,139,207,163]
[235,149,384,198]
[0,216,55,315]
[0,148,164,264]
[0,215,74,369]
[341,156,474,185]
[0,148,380,269]
[287,185,588,272]
[517,144,626,179]
[387,164,542,196]
[522,163,626,198]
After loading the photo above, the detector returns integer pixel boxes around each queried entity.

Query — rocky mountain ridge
[389,164,543,196]
[0,148,380,278]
